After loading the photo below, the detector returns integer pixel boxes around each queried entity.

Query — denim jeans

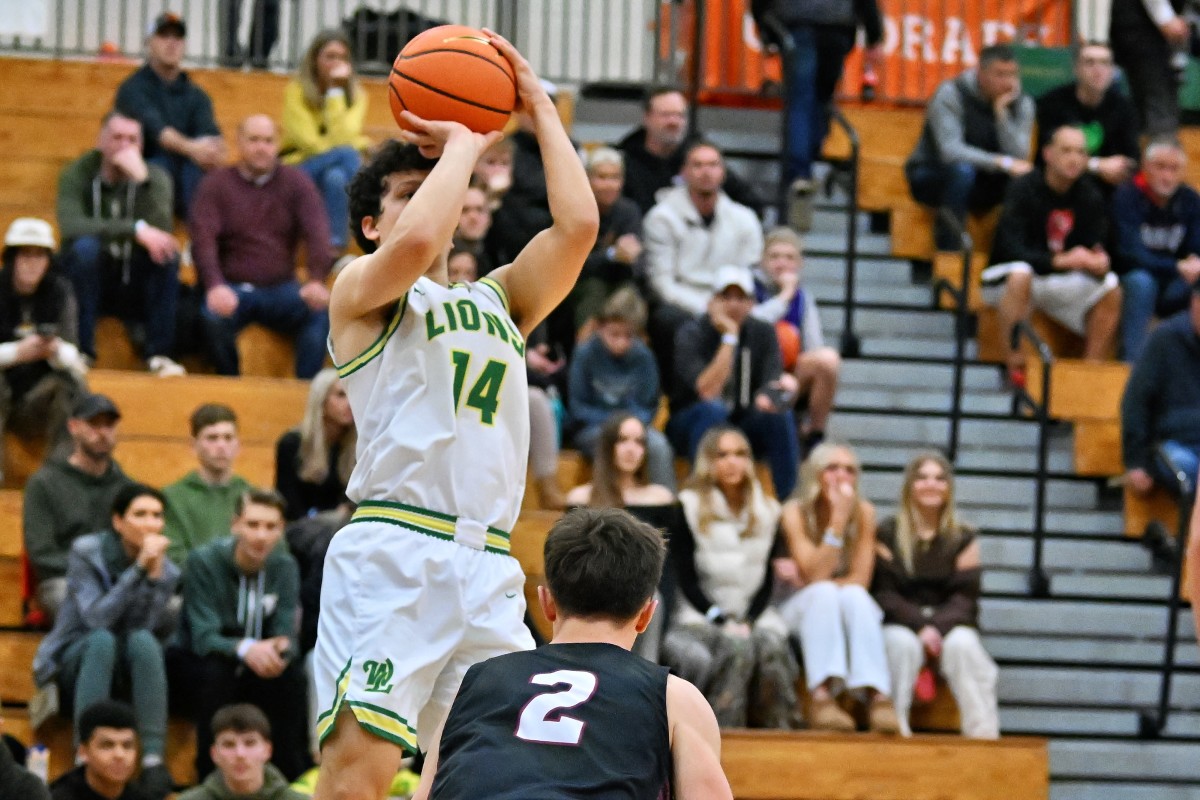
[148,152,206,219]
[1119,269,1193,361]
[62,235,180,360]
[298,146,361,251]
[666,400,800,497]
[201,280,329,378]
[1154,439,1200,496]
[783,25,855,185]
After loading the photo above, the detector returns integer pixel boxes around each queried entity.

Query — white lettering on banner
[883,16,1054,66]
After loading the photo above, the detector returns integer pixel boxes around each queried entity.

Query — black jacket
[751,0,882,47]
[669,314,784,413]
[616,129,762,216]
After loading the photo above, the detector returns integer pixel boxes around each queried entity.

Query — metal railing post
[1010,321,1054,598]
[830,108,861,358]
[1139,451,1195,738]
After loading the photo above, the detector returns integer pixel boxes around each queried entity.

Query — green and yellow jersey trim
[316,658,419,754]
[351,500,512,555]
[476,276,510,315]
[334,296,407,378]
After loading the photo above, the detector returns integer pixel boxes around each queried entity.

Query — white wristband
[999,155,1014,172]
[236,638,255,660]
[705,605,725,623]
[720,333,739,347]
[822,528,843,548]
[134,219,147,235]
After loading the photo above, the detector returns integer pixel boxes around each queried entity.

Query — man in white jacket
[642,141,763,382]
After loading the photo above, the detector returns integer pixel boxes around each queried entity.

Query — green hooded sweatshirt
[176,762,305,800]
[163,470,252,567]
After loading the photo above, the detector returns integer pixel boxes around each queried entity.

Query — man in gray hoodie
[905,44,1035,250]
[178,704,305,800]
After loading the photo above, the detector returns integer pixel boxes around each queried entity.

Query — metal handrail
[929,209,973,462]
[1138,449,1196,738]
[1009,321,1055,598]
[758,11,862,357]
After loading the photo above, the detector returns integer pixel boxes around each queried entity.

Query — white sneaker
[148,355,187,377]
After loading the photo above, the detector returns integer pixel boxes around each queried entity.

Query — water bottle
[861,64,878,102]
[26,743,49,784]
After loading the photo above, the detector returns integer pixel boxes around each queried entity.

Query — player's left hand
[397,111,503,160]
[482,29,552,116]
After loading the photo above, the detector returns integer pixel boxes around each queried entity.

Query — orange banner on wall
[667,0,1073,107]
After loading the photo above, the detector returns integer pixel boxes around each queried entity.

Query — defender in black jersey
[424,507,732,800]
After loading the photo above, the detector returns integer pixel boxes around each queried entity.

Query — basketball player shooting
[311,31,599,800]
[425,508,733,799]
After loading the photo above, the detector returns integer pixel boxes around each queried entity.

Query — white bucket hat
[4,218,57,251]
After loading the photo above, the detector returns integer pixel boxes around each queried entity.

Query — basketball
[389,25,517,134]
[775,321,801,372]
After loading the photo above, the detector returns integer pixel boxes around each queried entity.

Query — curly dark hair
[346,140,439,253]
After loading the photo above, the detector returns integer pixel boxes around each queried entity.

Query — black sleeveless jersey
[431,642,672,799]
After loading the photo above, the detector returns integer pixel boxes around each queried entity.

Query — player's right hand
[396,111,503,160]
[482,29,551,116]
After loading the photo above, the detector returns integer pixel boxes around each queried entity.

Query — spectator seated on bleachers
[566,412,684,662]
[453,183,497,277]
[281,29,370,255]
[24,393,132,621]
[778,442,900,734]
[176,489,309,783]
[643,141,763,381]
[568,288,675,490]
[616,86,762,216]
[980,125,1121,386]
[905,44,1034,251]
[472,137,513,212]
[163,404,251,568]
[177,703,306,800]
[661,426,800,728]
[570,147,644,336]
[57,111,185,377]
[751,227,840,456]
[32,484,178,799]
[48,700,153,800]
[666,266,799,499]
[275,368,355,525]
[872,452,1000,739]
[1113,138,1200,362]
[446,243,479,284]
[1121,283,1200,499]
[190,114,334,379]
[0,218,87,467]
[1035,41,1138,193]
[0,702,51,799]
[115,12,226,218]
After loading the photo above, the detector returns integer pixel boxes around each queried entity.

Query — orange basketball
[389,25,517,134]
[775,321,801,372]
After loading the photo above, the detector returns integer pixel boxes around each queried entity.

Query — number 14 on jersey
[450,350,508,425]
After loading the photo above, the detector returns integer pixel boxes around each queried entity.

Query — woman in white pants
[778,442,899,733]
[872,451,1000,738]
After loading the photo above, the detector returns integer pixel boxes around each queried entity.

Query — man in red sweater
[189,114,334,378]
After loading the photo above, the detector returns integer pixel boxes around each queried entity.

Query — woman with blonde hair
[661,426,799,728]
[567,412,680,661]
[872,451,999,738]
[281,29,370,252]
[275,367,356,522]
[779,441,899,733]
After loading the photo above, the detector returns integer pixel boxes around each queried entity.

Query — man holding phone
[176,488,309,783]
[666,265,801,498]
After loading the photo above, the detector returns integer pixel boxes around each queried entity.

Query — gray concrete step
[808,279,935,307]
[1001,706,1141,736]
[985,634,1196,667]
[836,385,1013,415]
[998,666,1200,707]
[1050,738,1200,781]
[981,599,1192,640]
[820,306,955,339]
[873,502,1123,536]
[985,569,1172,600]
[852,442,1076,473]
[829,412,1044,448]
[1054,783,1200,800]
[861,472,1099,511]
[981,536,1153,573]
[840,359,1004,392]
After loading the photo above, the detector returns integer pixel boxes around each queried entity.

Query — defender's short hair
[543,507,666,622]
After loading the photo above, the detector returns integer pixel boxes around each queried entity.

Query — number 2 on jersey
[515,670,598,746]
[450,350,507,424]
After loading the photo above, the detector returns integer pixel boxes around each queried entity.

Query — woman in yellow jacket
[281,30,370,253]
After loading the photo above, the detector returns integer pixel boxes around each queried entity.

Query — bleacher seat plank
[237,324,299,379]
[0,630,42,704]
[857,158,910,213]
[976,307,1084,365]
[87,370,307,446]
[890,203,936,260]
[933,251,987,311]
[0,555,22,626]
[94,317,145,372]
[512,509,561,641]
[0,489,22,558]
[1124,485,1180,538]
[1024,359,1129,420]
[117,437,276,489]
[1073,419,1122,477]
[722,730,1048,800]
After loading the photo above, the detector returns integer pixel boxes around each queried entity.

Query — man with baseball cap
[114,10,225,217]
[666,264,801,498]
[23,392,132,621]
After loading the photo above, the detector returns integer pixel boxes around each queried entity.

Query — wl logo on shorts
[363,659,395,693]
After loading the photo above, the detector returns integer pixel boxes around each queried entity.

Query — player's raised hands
[482,29,551,115]
[396,110,503,159]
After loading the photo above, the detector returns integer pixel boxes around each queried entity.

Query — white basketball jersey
[335,276,530,532]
